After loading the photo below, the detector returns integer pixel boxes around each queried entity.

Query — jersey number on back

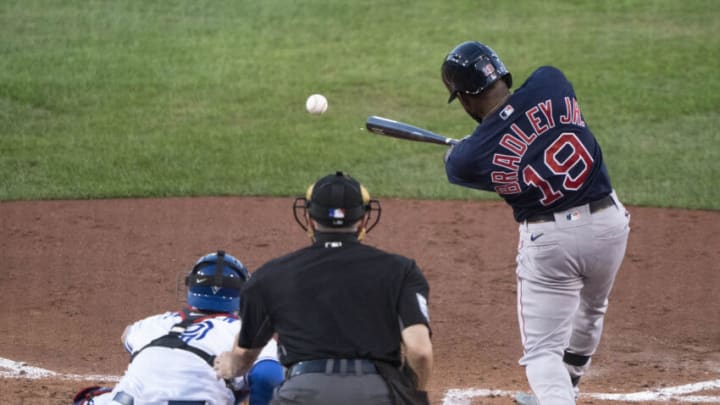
[180,320,215,342]
[522,133,593,205]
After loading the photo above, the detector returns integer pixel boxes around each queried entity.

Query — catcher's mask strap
[213,250,225,287]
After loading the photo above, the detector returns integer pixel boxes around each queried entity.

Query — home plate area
[2,357,720,404]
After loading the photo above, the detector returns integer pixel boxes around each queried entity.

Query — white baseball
[305,94,328,114]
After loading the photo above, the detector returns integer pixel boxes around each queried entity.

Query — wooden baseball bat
[365,116,459,146]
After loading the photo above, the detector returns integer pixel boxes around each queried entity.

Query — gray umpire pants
[270,365,392,405]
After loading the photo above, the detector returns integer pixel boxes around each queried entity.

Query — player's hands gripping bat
[365,116,459,146]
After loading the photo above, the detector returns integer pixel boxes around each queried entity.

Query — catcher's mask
[293,171,381,240]
[178,250,250,313]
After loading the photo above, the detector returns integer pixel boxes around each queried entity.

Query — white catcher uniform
[91,308,278,405]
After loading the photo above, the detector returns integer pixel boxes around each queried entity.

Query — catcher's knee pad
[73,386,112,405]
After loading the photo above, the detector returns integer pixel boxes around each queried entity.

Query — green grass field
[1,0,718,209]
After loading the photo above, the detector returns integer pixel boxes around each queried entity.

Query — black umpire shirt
[238,232,430,367]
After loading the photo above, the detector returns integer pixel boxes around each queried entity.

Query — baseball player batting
[73,251,283,405]
[440,41,630,404]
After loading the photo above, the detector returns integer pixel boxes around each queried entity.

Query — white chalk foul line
[443,388,515,404]
[443,379,720,404]
[0,357,120,382]
[3,357,720,403]
[585,378,720,402]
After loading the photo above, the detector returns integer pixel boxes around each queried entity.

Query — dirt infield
[1,197,719,404]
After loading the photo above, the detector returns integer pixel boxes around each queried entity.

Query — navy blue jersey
[445,66,613,222]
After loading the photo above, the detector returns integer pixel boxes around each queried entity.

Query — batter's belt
[525,195,615,224]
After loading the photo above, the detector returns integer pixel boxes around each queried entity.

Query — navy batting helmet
[441,41,512,103]
[185,251,250,313]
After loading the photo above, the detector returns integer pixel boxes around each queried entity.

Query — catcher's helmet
[185,250,250,313]
[441,41,512,103]
[293,171,381,234]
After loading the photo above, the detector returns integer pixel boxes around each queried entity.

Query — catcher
[73,250,283,405]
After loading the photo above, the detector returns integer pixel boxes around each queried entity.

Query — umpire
[215,171,433,405]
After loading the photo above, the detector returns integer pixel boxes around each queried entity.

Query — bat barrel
[366,116,459,146]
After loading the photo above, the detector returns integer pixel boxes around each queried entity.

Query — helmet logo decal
[211,285,221,294]
[481,63,495,76]
[328,208,346,219]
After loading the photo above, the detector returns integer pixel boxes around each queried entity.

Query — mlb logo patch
[566,210,581,221]
[328,208,345,219]
[500,104,514,120]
